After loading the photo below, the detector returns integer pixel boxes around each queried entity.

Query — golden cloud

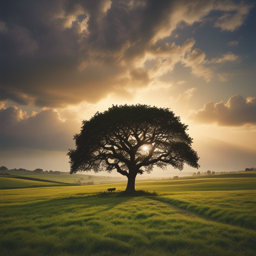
[190,95,256,126]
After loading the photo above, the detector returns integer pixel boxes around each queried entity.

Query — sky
[0,0,255,177]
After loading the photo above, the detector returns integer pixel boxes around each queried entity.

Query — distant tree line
[0,166,62,174]
[245,167,256,171]
[192,170,215,176]
[75,177,94,185]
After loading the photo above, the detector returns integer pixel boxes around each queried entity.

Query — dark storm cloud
[0,0,252,107]
[190,95,256,126]
[0,88,33,105]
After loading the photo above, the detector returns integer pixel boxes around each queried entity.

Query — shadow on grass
[94,190,158,198]
[0,193,132,220]
[0,190,159,224]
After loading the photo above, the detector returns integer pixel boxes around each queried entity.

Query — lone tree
[68,105,199,192]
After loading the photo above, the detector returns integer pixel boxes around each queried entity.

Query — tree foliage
[33,168,43,173]
[68,105,199,191]
[0,166,8,171]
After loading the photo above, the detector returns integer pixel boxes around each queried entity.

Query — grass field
[1,170,124,185]
[0,172,256,255]
[0,176,64,189]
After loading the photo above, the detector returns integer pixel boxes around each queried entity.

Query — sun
[142,145,149,151]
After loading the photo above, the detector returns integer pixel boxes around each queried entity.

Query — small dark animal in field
[107,188,116,192]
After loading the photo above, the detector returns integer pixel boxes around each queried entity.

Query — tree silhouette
[68,105,199,192]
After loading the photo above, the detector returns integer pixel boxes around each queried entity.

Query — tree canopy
[68,105,199,192]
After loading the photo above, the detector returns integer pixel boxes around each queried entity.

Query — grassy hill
[0,176,65,189]
[0,171,256,256]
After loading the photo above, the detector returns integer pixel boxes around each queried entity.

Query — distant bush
[85,181,94,185]
[46,170,61,174]
[0,166,8,171]
[17,168,27,172]
[245,168,256,171]
[76,178,94,185]
[34,168,43,173]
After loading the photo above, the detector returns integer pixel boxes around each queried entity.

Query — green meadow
[1,170,124,186]
[0,172,256,256]
[0,176,65,189]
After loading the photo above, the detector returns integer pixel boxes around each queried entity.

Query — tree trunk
[125,173,137,192]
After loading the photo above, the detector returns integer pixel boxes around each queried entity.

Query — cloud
[0,101,5,110]
[183,48,212,81]
[227,40,238,46]
[0,0,251,107]
[182,49,239,81]
[190,95,256,126]
[210,52,239,63]
[0,89,33,106]
[0,21,7,32]
[176,87,197,103]
[0,106,78,150]
[218,73,233,82]
[214,1,252,31]
[8,25,39,55]
[148,38,196,79]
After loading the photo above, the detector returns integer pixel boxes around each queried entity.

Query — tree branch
[116,166,129,177]
[138,152,170,168]
[131,127,141,144]
[105,158,129,177]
